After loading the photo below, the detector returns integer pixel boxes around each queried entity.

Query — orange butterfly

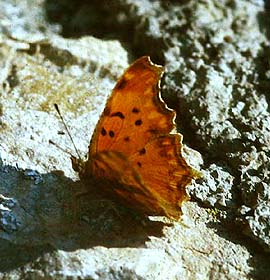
[72,56,198,220]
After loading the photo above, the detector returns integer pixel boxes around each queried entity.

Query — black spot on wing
[111,111,125,119]
[124,136,130,142]
[103,106,111,116]
[109,130,115,138]
[139,148,146,155]
[132,107,140,113]
[115,77,127,90]
[135,119,142,126]
[101,127,107,136]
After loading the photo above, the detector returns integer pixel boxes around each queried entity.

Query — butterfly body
[72,56,197,220]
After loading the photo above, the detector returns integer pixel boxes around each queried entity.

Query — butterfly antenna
[53,103,82,161]
[48,139,74,157]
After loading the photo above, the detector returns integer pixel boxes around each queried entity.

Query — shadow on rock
[44,0,134,40]
[0,160,166,272]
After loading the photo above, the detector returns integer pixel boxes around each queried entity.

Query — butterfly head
[71,155,86,177]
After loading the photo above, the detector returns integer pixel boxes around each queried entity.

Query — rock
[189,164,235,209]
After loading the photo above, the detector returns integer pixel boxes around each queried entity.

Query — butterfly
[71,56,198,220]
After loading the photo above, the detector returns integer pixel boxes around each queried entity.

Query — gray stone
[189,164,235,208]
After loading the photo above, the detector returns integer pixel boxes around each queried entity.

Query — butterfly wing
[89,56,174,156]
[88,151,162,215]
[128,134,193,218]
[88,135,193,219]
[80,56,196,219]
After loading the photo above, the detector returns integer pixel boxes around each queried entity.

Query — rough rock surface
[0,0,270,279]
